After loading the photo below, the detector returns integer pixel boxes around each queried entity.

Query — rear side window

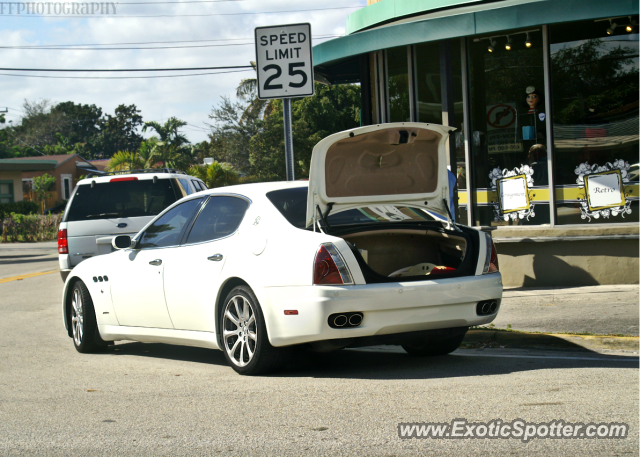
[266,187,308,228]
[65,179,180,222]
[185,196,249,244]
[178,179,194,196]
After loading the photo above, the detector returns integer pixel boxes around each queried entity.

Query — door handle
[207,254,223,262]
[149,259,162,266]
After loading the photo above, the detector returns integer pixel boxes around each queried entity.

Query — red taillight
[489,240,499,273]
[110,177,138,182]
[58,229,68,254]
[314,245,344,285]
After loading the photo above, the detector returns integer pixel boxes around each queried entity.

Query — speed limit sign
[254,23,314,100]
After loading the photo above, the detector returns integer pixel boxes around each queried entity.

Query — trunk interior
[335,224,479,284]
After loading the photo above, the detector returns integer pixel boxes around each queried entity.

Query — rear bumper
[60,269,72,282]
[257,273,503,347]
[59,254,71,282]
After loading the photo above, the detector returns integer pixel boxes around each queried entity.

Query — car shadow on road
[102,340,638,380]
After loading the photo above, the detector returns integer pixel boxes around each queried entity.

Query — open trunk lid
[306,123,455,228]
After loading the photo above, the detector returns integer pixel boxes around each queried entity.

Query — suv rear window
[64,179,180,222]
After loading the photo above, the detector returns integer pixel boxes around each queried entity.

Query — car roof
[77,173,202,185]
[203,180,309,200]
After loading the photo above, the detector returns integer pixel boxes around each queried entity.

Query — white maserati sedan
[62,123,502,375]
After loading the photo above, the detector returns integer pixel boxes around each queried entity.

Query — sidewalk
[490,285,639,336]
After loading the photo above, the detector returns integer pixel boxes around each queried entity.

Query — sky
[0,0,366,143]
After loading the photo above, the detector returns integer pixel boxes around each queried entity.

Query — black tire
[401,331,466,357]
[69,280,106,353]
[220,286,290,376]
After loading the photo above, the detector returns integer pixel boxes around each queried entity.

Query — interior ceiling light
[525,33,532,48]
[505,36,513,51]
[488,39,496,53]
[607,19,617,35]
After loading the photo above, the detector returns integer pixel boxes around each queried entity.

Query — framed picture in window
[584,170,625,211]
[497,174,530,214]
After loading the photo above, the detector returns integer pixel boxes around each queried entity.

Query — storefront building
[313,0,639,287]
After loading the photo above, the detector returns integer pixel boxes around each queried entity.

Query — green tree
[51,102,103,157]
[248,83,361,180]
[141,117,194,169]
[207,96,262,174]
[187,161,239,188]
[95,104,144,158]
[32,173,56,212]
[12,99,71,151]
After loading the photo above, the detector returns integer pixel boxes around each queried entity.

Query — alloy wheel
[71,288,84,346]
[222,295,257,367]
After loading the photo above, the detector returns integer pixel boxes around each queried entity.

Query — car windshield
[65,179,180,222]
[266,187,437,229]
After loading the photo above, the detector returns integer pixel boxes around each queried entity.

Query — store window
[550,19,639,225]
[386,46,411,122]
[414,40,467,223]
[468,29,549,226]
[414,42,442,125]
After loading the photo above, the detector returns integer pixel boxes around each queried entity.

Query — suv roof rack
[86,168,188,178]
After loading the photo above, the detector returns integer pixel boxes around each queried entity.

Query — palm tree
[236,62,276,121]
[187,161,239,188]
[142,117,196,170]
[142,117,189,149]
[106,150,147,171]
[106,138,161,171]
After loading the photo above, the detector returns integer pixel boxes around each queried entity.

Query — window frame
[181,193,252,247]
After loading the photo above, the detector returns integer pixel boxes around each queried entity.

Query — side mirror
[112,235,133,250]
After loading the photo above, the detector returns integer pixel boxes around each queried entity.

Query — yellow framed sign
[584,169,625,211]
[496,174,530,214]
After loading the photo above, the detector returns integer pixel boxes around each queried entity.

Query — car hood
[306,123,455,228]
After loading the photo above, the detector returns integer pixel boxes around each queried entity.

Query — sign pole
[282,98,295,181]
[254,22,313,182]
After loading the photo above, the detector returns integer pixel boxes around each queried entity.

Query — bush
[0,213,62,243]
[0,201,40,219]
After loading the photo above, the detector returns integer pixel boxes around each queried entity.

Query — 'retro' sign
[254,23,314,100]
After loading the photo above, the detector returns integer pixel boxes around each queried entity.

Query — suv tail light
[482,234,499,274]
[313,243,354,285]
[58,229,68,254]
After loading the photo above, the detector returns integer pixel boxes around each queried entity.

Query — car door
[110,197,204,328]
[163,195,250,332]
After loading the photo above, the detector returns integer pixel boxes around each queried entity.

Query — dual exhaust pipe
[476,300,499,316]
[328,312,363,329]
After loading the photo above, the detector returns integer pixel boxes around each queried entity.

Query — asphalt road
[0,241,59,280]
[0,257,638,455]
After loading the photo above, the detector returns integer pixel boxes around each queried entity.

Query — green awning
[0,159,58,172]
[313,0,638,74]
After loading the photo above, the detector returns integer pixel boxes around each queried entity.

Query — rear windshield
[65,179,180,222]
[266,187,436,229]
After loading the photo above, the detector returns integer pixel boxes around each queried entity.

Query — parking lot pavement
[0,272,638,456]
[0,241,59,280]
[491,285,639,336]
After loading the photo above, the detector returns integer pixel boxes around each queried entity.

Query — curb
[464,329,639,352]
